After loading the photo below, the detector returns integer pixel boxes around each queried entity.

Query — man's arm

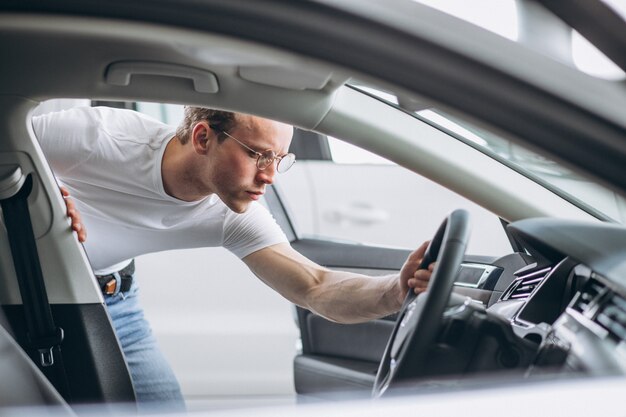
[243,241,432,324]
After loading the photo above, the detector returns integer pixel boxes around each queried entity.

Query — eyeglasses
[219,130,296,173]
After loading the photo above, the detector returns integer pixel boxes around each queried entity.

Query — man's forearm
[303,270,403,324]
[243,242,429,325]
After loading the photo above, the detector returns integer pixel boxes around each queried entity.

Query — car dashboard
[464,218,626,379]
[290,217,626,398]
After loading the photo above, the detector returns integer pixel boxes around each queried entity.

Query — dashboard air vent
[570,278,606,314]
[595,294,626,342]
[501,266,551,301]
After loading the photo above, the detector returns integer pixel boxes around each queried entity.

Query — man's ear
[191,122,212,155]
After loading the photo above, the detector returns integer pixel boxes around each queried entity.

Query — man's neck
[161,137,211,202]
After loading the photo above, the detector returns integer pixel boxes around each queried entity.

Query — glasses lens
[257,150,276,170]
[277,153,296,173]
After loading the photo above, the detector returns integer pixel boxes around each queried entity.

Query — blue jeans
[105,280,186,413]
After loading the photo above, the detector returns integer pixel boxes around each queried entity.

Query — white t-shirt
[33,106,288,275]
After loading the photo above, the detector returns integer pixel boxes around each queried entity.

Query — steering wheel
[373,209,471,397]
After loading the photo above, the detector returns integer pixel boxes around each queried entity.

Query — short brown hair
[175,107,237,144]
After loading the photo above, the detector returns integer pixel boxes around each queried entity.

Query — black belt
[95,260,135,296]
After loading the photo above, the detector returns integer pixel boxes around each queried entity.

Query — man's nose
[256,160,277,185]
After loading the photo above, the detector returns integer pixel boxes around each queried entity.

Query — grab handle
[106,61,219,93]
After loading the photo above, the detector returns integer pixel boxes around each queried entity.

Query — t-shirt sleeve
[222,202,289,259]
[32,107,99,176]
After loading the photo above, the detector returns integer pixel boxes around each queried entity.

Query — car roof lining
[6,10,624,128]
[0,15,349,130]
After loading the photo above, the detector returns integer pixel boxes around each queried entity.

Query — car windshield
[416,109,626,223]
[350,84,626,224]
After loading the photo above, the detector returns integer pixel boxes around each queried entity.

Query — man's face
[199,115,294,213]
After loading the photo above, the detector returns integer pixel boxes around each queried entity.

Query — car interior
[0,0,625,414]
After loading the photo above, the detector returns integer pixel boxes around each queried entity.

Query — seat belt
[0,169,72,401]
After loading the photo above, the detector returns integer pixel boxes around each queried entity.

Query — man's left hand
[61,186,87,243]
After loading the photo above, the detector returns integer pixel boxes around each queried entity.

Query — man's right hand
[398,240,434,304]
[61,186,87,243]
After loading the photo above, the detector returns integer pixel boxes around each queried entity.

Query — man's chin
[227,200,251,214]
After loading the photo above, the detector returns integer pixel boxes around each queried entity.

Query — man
[34,106,433,410]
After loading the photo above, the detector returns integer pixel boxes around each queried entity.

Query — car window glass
[327,136,392,165]
[136,102,183,125]
[279,138,512,257]
[417,109,626,224]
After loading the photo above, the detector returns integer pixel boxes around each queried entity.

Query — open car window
[131,101,512,256]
